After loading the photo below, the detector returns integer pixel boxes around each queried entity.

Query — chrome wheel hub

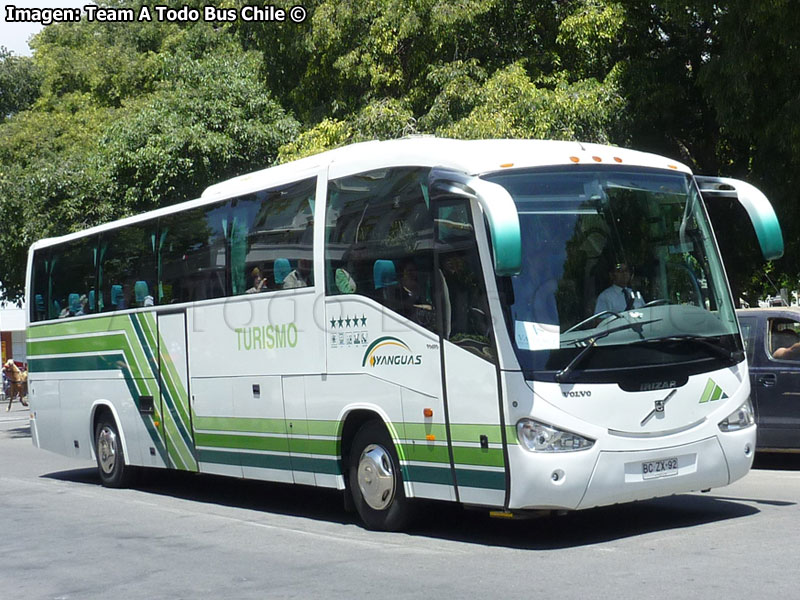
[97,426,118,475]
[357,444,395,510]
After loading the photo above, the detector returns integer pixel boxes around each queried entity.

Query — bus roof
[201,136,692,200]
[30,137,691,251]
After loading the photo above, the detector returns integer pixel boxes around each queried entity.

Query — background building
[0,305,26,364]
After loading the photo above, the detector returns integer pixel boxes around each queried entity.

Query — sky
[2,1,90,56]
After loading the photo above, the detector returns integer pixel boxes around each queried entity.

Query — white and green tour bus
[26,137,783,530]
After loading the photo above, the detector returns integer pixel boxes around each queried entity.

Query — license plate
[641,457,678,479]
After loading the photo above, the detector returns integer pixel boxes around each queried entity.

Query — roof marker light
[569,156,580,163]
[500,163,514,168]
[613,157,623,163]
[592,156,602,162]
[668,164,678,169]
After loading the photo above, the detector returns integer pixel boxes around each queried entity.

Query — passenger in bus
[594,262,645,314]
[273,258,311,289]
[283,258,311,289]
[75,294,90,315]
[246,267,267,293]
[399,260,433,326]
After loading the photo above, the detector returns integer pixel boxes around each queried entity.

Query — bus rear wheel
[348,420,414,531]
[95,416,133,488]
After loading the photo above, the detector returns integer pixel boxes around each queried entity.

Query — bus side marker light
[423,408,433,418]
[154,421,160,427]
[426,434,436,441]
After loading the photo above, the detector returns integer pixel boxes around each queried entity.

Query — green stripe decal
[197,449,340,474]
[28,354,124,372]
[455,468,506,490]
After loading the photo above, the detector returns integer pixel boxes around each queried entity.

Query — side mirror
[429,168,522,275]
[695,175,784,260]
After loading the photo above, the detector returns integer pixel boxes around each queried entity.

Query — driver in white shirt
[595,262,645,314]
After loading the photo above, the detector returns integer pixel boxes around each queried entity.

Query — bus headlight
[516,419,595,452]
[718,397,755,432]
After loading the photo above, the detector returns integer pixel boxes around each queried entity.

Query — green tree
[0,47,42,121]
[0,13,298,301]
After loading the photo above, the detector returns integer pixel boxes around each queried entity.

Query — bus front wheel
[94,416,133,488]
[348,420,414,531]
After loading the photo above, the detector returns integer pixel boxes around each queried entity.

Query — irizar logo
[640,380,677,391]
[700,379,728,403]
[362,336,422,368]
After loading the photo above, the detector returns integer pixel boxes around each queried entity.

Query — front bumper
[507,426,755,511]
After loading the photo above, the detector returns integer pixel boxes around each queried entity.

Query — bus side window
[325,167,436,332]
[98,221,157,311]
[29,250,50,322]
[228,178,316,296]
[159,203,228,304]
[46,236,98,319]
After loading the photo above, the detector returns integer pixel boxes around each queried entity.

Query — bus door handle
[758,373,777,387]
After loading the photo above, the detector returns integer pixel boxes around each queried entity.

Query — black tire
[348,420,415,531]
[94,416,134,488]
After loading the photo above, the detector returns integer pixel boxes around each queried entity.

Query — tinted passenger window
[229,178,315,295]
[160,202,229,304]
[30,249,51,322]
[48,237,97,318]
[98,222,157,311]
[325,168,435,331]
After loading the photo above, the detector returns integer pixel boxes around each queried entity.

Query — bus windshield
[483,166,741,382]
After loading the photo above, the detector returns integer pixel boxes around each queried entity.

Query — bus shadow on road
[43,467,770,549]
[45,467,359,526]
[416,494,764,549]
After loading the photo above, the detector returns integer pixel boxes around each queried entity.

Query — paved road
[1,402,798,599]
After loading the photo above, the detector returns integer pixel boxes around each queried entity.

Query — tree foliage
[0,0,799,304]
[0,47,42,121]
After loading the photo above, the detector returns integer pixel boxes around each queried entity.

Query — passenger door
[433,197,508,507]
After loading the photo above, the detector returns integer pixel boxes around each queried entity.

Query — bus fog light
[718,398,755,432]
[516,419,594,452]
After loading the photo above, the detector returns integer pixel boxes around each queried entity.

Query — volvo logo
[640,390,677,426]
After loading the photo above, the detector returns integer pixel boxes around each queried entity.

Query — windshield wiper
[556,319,655,383]
[556,321,653,383]
[635,335,744,363]
[556,332,607,383]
